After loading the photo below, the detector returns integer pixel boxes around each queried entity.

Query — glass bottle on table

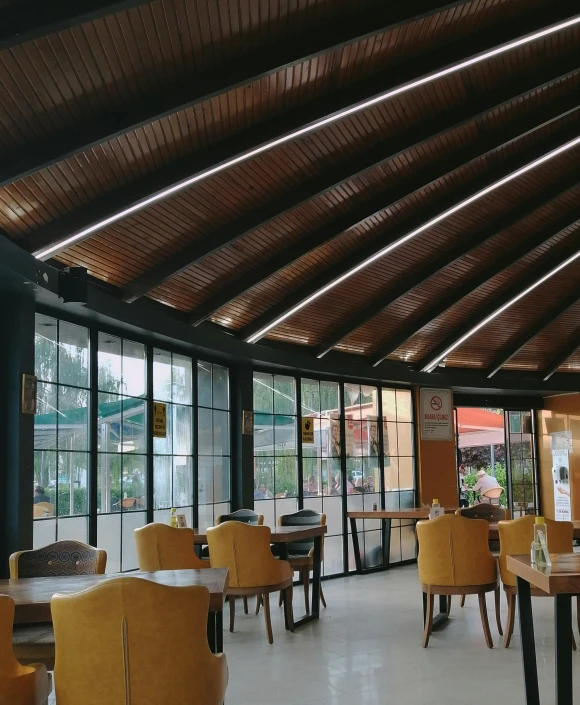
[530,516,551,567]
[170,507,178,528]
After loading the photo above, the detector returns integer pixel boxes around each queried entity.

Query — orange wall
[538,393,580,520]
[415,389,458,508]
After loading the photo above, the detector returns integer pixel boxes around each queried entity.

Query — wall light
[34,14,580,261]
[422,243,580,373]
[247,134,580,344]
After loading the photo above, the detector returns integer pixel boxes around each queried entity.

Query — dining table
[507,553,580,705]
[193,524,327,629]
[0,568,229,653]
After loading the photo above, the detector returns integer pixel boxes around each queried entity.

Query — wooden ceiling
[2,0,580,380]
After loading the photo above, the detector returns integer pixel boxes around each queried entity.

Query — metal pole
[490,443,495,477]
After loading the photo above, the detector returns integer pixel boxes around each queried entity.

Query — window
[96,334,147,572]
[253,372,298,528]
[381,388,416,564]
[507,411,537,517]
[197,361,231,530]
[34,315,90,548]
[153,349,194,528]
[344,384,382,570]
[301,379,343,575]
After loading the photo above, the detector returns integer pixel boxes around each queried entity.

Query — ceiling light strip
[422,242,580,373]
[245,133,580,343]
[34,14,580,261]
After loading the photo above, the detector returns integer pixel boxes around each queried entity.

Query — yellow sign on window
[302,417,314,444]
[153,402,167,438]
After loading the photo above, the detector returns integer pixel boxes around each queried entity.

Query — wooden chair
[417,514,500,648]
[134,523,209,571]
[33,502,54,518]
[51,577,228,705]
[276,509,327,615]
[498,515,576,648]
[9,540,107,671]
[115,497,136,510]
[480,486,504,505]
[215,510,264,615]
[455,504,510,607]
[0,595,52,705]
[207,522,294,644]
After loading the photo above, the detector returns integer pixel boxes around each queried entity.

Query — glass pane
[57,516,88,543]
[35,383,58,449]
[367,420,380,458]
[360,386,379,419]
[212,365,229,410]
[35,314,57,383]
[399,456,414,490]
[123,340,146,398]
[396,390,413,422]
[397,423,414,456]
[122,511,146,571]
[173,456,193,507]
[213,456,230,503]
[381,388,396,422]
[198,456,214,505]
[344,383,360,415]
[320,381,340,415]
[383,456,399,491]
[34,518,56,549]
[253,372,273,414]
[197,362,212,407]
[97,513,121,573]
[173,405,192,455]
[383,421,398,456]
[58,386,89,451]
[276,456,297,497]
[98,392,119,453]
[122,455,147,510]
[324,495,343,536]
[154,455,172,510]
[57,451,88,516]
[98,333,122,393]
[198,504,214,533]
[172,354,192,404]
[326,416,341,459]
[97,453,122,513]
[123,397,147,453]
[323,535,344,576]
[273,375,295,415]
[33,451,57,514]
[197,408,212,456]
[213,410,230,456]
[303,455,321,496]
[301,379,320,415]
[58,321,89,388]
[254,457,274,499]
[153,348,172,401]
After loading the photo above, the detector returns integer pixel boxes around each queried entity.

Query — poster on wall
[344,418,355,457]
[419,388,453,441]
[328,417,341,457]
[367,420,379,456]
[552,448,571,521]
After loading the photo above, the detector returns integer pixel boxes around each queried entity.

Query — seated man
[33,485,50,504]
[471,469,500,504]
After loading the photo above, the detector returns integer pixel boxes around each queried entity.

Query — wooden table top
[0,568,229,624]
[507,554,580,595]
[193,524,327,544]
[347,508,458,520]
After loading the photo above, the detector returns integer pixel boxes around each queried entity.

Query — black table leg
[216,609,223,653]
[381,518,392,569]
[555,595,573,705]
[310,534,322,618]
[516,576,540,705]
[350,517,363,574]
[207,612,216,653]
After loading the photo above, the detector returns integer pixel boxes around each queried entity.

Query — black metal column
[555,594,573,705]
[231,363,254,510]
[517,575,540,705]
[0,293,35,578]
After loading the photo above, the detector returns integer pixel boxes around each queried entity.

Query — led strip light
[34,14,580,261]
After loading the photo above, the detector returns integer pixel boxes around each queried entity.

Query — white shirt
[472,473,500,494]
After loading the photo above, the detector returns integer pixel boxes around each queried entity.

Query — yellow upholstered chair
[417,514,499,648]
[498,515,575,648]
[51,577,227,705]
[207,522,294,644]
[0,596,52,705]
[10,540,107,670]
[33,503,54,518]
[134,522,208,571]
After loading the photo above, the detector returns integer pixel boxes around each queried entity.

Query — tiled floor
[49,564,580,703]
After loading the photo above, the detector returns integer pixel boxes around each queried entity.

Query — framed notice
[420,388,453,441]
[21,374,37,414]
[242,410,254,435]
[153,402,167,438]
[301,417,314,444]
[177,514,188,528]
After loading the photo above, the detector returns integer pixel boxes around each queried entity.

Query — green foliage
[45,486,88,516]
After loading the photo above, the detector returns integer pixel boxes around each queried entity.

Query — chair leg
[302,569,310,615]
[494,586,503,636]
[243,596,248,614]
[478,592,493,649]
[263,591,274,644]
[229,595,236,633]
[460,595,466,608]
[422,589,434,648]
[320,585,327,609]
[255,595,261,615]
[503,592,516,648]
[284,585,295,633]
